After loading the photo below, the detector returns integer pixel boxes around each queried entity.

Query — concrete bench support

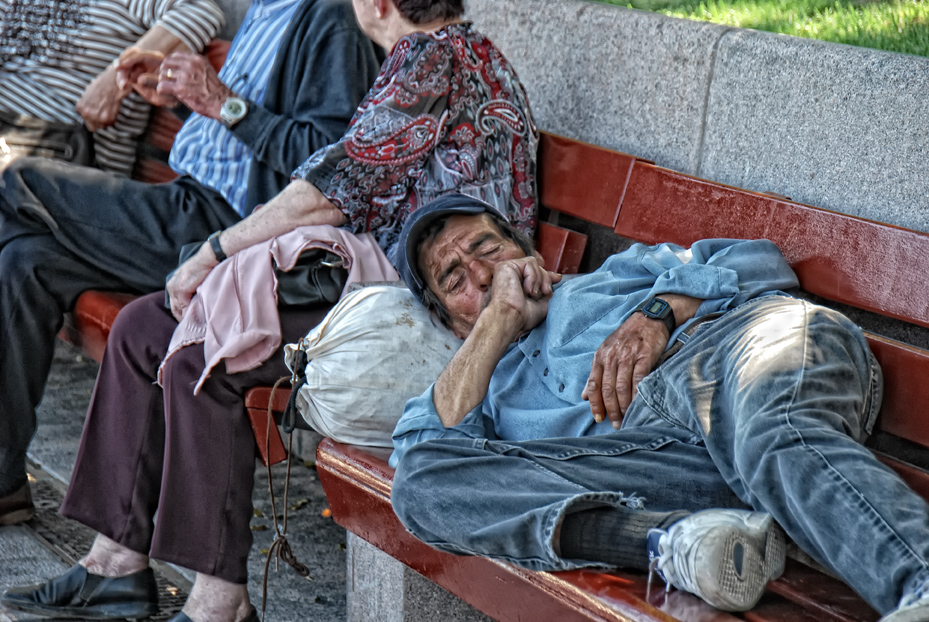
[346,534,491,622]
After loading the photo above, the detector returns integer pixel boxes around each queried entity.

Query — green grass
[595,0,929,56]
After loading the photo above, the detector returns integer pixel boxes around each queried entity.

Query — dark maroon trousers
[60,292,329,583]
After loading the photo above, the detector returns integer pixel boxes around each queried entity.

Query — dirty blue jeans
[391,296,929,613]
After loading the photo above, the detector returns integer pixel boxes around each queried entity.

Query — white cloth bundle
[284,285,462,447]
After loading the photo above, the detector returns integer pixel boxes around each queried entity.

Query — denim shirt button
[543,368,549,376]
[558,383,565,392]
[532,350,540,357]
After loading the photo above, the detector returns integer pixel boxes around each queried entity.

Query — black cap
[397,193,503,305]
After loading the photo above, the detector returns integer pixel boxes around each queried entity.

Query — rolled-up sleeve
[142,0,225,53]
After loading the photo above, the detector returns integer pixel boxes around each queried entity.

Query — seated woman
[0,1,537,622]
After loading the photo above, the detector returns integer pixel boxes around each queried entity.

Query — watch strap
[207,230,226,262]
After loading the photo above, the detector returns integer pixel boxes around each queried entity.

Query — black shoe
[167,607,260,622]
[1,564,159,619]
[0,481,35,526]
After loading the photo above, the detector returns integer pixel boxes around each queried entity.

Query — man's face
[419,213,528,338]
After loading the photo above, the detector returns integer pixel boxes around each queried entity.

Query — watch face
[225,100,244,116]
[644,299,669,317]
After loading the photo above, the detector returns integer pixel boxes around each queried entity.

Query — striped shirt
[168,0,301,216]
[0,0,224,175]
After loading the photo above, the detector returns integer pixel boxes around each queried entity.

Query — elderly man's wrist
[483,303,525,344]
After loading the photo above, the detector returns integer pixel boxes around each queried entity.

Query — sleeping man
[388,193,929,622]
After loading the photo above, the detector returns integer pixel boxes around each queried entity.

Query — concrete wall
[466,0,929,233]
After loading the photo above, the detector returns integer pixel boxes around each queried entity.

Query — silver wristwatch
[219,96,248,128]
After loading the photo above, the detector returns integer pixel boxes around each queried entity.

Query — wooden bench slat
[60,291,139,362]
[536,220,588,274]
[538,133,637,229]
[617,162,929,330]
[865,334,929,449]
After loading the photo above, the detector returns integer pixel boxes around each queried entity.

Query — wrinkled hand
[76,67,131,131]
[115,48,179,107]
[582,312,669,428]
[166,245,216,321]
[147,52,233,119]
[486,256,560,341]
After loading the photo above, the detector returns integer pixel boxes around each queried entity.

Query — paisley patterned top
[293,21,538,262]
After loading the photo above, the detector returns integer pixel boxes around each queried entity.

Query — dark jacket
[227,0,383,213]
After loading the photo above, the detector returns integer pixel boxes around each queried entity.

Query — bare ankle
[183,574,251,622]
[80,534,149,578]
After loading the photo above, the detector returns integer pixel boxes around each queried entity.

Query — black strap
[281,347,308,433]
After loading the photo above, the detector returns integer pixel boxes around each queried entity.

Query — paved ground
[0,342,347,622]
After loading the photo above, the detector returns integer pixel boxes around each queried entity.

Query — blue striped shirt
[169,0,302,215]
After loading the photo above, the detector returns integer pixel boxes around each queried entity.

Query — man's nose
[470,258,494,290]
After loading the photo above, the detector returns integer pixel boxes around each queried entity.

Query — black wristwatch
[207,230,227,262]
[636,297,676,335]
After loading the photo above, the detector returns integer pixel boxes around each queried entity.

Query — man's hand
[582,313,669,428]
[166,243,218,321]
[115,48,180,108]
[583,293,703,428]
[151,52,234,119]
[484,256,560,342]
[76,66,131,131]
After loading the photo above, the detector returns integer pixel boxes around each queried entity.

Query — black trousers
[0,157,240,491]
[60,293,329,583]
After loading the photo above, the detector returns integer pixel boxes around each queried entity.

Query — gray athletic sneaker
[646,509,786,612]
[880,584,929,622]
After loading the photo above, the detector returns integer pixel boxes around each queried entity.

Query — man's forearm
[433,307,523,427]
[131,25,192,57]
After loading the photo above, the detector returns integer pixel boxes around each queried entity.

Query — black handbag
[274,248,348,307]
[0,110,95,167]
[166,244,348,310]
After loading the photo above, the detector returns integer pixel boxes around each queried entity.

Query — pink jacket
[159,225,399,393]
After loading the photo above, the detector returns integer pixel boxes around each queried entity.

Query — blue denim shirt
[390,238,800,467]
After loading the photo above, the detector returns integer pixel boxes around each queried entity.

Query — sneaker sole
[763,521,787,581]
[699,523,784,612]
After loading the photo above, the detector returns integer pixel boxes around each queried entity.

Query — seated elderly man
[388,194,929,622]
[1,2,536,622]
[0,0,224,174]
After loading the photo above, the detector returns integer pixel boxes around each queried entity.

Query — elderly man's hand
[115,48,180,108]
[486,256,560,342]
[582,313,669,428]
[583,293,703,428]
[152,52,234,119]
[166,244,218,322]
[76,66,131,131]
